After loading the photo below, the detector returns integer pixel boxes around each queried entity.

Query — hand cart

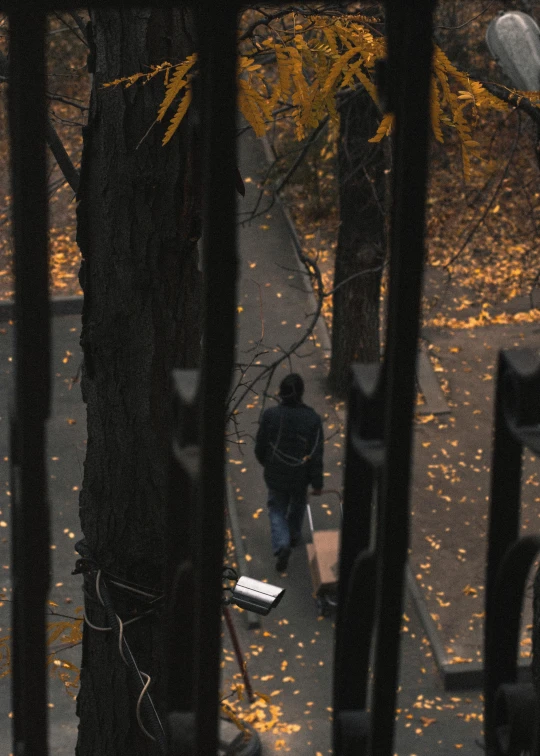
[305,489,342,617]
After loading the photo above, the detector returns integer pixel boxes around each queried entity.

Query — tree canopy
[105,10,538,180]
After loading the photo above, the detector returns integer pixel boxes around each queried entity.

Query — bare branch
[443,112,522,271]
[46,121,80,193]
[68,11,89,41]
[227,247,325,422]
[52,11,88,47]
[435,1,495,31]
[238,8,299,42]
[47,91,89,111]
[238,115,329,227]
[275,116,328,194]
[0,49,81,193]
[49,111,86,128]
[482,81,540,127]
[324,263,386,297]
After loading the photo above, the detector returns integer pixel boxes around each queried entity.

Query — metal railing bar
[370,1,434,753]
[484,350,540,753]
[166,370,200,721]
[333,364,383,741]
[8,9,51,756]
[192,2,239,754]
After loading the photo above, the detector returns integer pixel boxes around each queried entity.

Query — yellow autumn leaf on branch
[102,11,533,179]
[157,53,197,122]
[368,112,394,143]
[162,84,192,145]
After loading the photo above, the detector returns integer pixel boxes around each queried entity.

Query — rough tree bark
[328,87,386,397]
[533,570,540,701]
[75,9,201,755]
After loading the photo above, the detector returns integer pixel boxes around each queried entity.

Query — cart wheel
[218,718,261,756]
[316,596,332,617]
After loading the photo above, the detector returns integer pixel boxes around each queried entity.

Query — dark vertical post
[333,364,383,752]
[223,605,255,703]
[369,1,433,753]
[166,370,199,723]
[193,2,239,754]
[484,351,529,754]
[338,367,382,599]
[485,353,523,626]
[8,9,51,756]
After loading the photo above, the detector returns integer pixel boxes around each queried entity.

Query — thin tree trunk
[329,87,386,397]
[75,9,201,755]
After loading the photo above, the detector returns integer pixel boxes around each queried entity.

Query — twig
[0,48,81,192]
[47,91,89,111]
[227,248,325,422]
[238,8,301,42]
[234,362,269,369]
[250,278,265,342]
[52,10,88,47]
[482,81,540,127]
[275,116,328,194]
[436,1,495,31]
[324,262,386,297]
[46,120,80,193]
[48,608,82,621]
[275,262,312,276]
[68,11,88,41]
[47,640,82,656]
[237,117,329,226]
[49,111,86,128]
[443,112,522,270]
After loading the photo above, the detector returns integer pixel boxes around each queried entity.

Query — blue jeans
[267,488,307,554]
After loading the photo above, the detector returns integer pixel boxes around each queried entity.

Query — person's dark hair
[279,373,304,405]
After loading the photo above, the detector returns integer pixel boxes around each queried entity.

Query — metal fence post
[8,8,51,756]
[333,1,434,753]
[484,350,540,755]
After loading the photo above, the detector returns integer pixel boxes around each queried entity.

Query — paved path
[222,130,486,755]
[0,316,84,754]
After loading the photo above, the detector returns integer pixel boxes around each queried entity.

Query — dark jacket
[255,402,324,493]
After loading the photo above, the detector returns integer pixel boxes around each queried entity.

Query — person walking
[255,373,324,572]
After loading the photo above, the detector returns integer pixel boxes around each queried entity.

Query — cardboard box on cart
[306,529,340,596]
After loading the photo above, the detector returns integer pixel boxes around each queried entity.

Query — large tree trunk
[328,87,386,397]
[75,9,201,755]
